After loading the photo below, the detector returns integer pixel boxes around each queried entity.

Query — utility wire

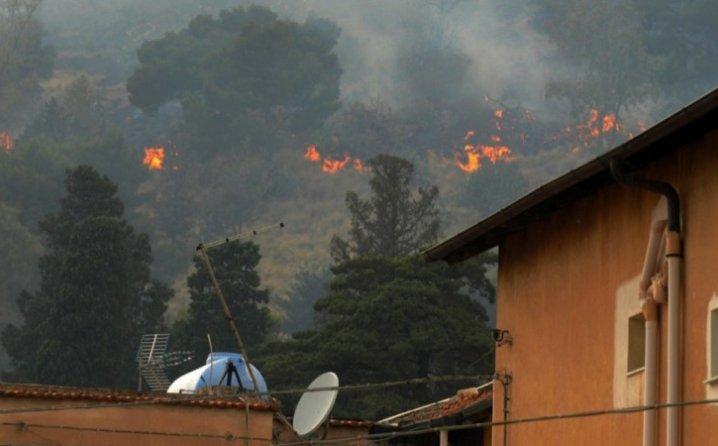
[277,397,718,446]
[260,374,493,397]
[0,373,492,415]
[0,421,271,442]
[6,397,718,444]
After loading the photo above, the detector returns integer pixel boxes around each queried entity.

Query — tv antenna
[136,333,193,392]
[196,221,285,393]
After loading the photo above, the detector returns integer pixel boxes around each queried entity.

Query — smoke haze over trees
[0,0,717,411]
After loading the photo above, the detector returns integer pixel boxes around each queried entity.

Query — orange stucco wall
[492,129,718,445]
[0,397,274,445]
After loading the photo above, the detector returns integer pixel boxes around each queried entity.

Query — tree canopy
[0,0,55,132]
[127,5,342,156]
[331,154,440,262]
[171,241,274,363]
[260,155,495,419]
[1,166,171,387]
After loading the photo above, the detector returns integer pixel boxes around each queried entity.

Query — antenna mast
[196,222,285,393]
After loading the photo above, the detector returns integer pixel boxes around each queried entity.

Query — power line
[0,421,272,442]
[0,373,492,415]
[276,397,718,446]
[262,373,493,396]
[7,392,718,444]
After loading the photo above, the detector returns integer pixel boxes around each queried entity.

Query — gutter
[611,159,682,446]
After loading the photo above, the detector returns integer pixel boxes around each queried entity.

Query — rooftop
[424,86,718,264]
[0,382,279,411]
[378,383,492,427]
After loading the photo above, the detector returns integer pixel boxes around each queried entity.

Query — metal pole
[196,243,259,393]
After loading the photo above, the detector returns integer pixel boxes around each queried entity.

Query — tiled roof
[279,416,373,428]
[327,419,374,428]
[379,385,492,426]
[0,383,279,411]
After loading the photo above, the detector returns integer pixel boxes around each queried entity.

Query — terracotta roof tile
[382,386,492,425]
[0,383,279,412]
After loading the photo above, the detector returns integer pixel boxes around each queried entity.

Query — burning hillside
[142,146,165,170]
[0,132,14,152]
[303,144,367,174]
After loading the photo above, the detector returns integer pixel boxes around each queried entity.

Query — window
[627,313,645,374]
[710,309,718,379]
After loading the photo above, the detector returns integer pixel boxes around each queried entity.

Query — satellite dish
[292,372,339,438]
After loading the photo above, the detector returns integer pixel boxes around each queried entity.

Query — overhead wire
[0,373,492,415]
[0,420,272,442]
[5,397,718,444]
[276,397,718,446]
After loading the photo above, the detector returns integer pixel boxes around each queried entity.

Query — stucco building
[425,87,718,445]
[0,382,278,445]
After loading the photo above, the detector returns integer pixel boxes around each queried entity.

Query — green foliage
[24,76,112,141]
[259,254,495,419]
[0,0,55,132]
[260,154,495,419]
[127,5,342,156]
[277,269,330,334]
[1,166,171,387]
[529,0,718,115]
[0,203,42,370]
[331,155,440,261]
[0,133,144,224]
[172,241,274,363]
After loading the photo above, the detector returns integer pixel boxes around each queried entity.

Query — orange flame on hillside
[143,146,165,170]
[0,132,14,152]
[455,142,513,173]
[563,108,625,154]
[303,145,366,174]
[304,144,321,162]
[452,104,514,173]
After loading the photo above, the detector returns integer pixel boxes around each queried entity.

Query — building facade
[0,383,277,445]
[425,88,718,445]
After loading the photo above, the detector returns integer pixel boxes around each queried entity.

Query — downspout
[611,159,682,446]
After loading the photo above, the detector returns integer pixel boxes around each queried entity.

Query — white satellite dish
[292,372,339,438]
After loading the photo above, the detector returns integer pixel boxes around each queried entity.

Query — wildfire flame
[455,142,513,173]
[564,108,625,154]
[303,145,366,174]
[304,144,321,162]
[143,146,165,170]
[452,104,514,173]
[0,132,14,152]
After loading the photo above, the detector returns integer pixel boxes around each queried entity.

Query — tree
[528,0,718,118]
[24,76,111,141]
[260,155,496,419]
[172,241,274,364]
[260,254,495,419]
[126,5,342,156]
[1,166,171,387]
[0,203,42,371]
[0,0,55,132]
[277,269,329,334]
[331,155,440,262]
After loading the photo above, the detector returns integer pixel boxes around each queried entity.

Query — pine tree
[1,166,171,387]
[331,154,440,262]
[260,155,495,419]
[172,241,274,363]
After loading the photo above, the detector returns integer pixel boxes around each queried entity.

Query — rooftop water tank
[166,352,268,394]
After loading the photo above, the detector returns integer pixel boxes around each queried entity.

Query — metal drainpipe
[495,372,512,446]
[611,159,682,446]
